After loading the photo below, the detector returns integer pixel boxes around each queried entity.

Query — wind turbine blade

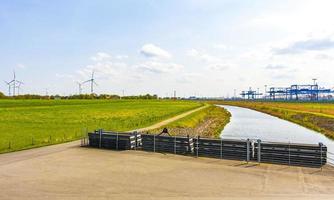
[93,81,98,86]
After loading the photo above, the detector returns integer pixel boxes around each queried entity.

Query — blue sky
[1,0,334,97]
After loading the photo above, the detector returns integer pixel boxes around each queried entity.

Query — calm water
[220,105,334,164]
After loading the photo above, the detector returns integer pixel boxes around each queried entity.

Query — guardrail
[327,151,334,167]
[87,130,328,168]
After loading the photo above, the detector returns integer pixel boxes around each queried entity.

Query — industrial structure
[241,80,334,101]
[240,87,263,99]
[268,84,333,101]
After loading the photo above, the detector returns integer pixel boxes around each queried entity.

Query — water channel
[220,105,334,165]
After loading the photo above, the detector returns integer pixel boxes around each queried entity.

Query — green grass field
[217,101,334,139]
[0,99,203,153]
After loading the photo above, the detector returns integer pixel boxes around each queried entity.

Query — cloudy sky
[1,0,334,97]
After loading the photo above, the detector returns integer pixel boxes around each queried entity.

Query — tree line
[0,91,159,100]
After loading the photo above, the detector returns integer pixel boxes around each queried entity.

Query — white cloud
[56,73,74,79]
[140,44,171,59]
[213,44,228,50]
[177,72,202,83]
[16,63,26,69]
[272,36,334,55]
[265,64,288,70]
[91,52,112,61]
[136,61,183,74]
[187,48,232,70]
[115,54,129,60]
[187,49,221,63]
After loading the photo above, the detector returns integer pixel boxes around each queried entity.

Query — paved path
[1,146,334,200]
[131,104,209,132]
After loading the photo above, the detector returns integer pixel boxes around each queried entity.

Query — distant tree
[0,91,6,99]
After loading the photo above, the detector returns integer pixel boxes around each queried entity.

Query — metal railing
[327,151,334,166]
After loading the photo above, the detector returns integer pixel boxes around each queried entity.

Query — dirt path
[131,104,209,132]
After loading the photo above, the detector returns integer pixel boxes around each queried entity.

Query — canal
[220,105,334,165]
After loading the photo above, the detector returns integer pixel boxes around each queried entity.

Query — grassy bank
[0,99,202,153]
[149,105,231,138]
[216,101,334,139]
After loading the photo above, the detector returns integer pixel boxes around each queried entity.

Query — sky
[1,0,334,97]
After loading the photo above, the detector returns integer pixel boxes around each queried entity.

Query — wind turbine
[4,71,23,96]
[16,81,24,96]
[77,82,83,95]
[4,81,11,96]
[82,71,98,94]
[11,71,23,96]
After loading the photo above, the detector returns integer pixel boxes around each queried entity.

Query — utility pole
[264,85,267,100]
[312,78,317,85]
[13,71,16,96]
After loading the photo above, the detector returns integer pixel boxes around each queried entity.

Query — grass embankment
[0,99,202,153]
[149,105,231,138]
[217,101,334,139]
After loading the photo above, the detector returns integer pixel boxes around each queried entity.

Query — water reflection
[220,105,334,164]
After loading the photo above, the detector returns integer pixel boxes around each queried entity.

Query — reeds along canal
[219,105,334,166]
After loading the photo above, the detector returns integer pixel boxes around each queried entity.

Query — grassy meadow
[217,101,334,139]
[0,99,203,153]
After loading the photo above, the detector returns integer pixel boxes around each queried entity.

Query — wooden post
[8,141,11,149]
[257,139,261,163]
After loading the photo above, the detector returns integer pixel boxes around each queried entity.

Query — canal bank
[219,105,334,166]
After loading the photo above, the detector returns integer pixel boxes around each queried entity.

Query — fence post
[49,135,51,143]
[319,142,323,170]
[99,129,102,148]
[153,135,156,152]
[246,139,250,163]
[220,138,223,159]
[116,132,119,150]
[196,136,200,158]
[288,142,291,166]
[8,141,11,149]
[32,137,34,145]
[174,135,176,154]
[257,139,261,163]
[134,132,137,151]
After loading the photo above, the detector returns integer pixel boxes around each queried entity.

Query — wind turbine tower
[82,71,98,94]
[4,81,11,96]
[77,82,83,95]
[4,71,23,96]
